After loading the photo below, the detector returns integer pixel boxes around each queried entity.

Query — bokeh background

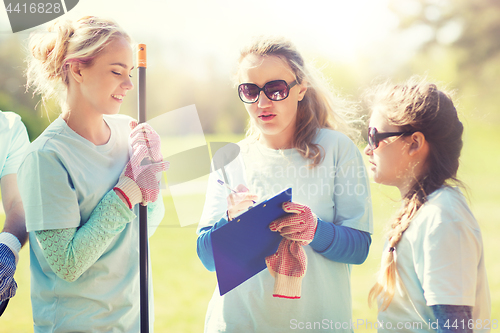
[0,0,499,331]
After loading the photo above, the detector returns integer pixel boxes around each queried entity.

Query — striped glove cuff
[0,233,20,264]
[114,175,143,209]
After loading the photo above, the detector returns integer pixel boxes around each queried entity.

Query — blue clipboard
[211,188,292,295]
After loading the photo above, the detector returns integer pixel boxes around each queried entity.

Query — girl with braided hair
[365,77,490,332]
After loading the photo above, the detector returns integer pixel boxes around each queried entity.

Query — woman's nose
[363,144,373,155]
[122,76,134,90]
[257,91,272,108]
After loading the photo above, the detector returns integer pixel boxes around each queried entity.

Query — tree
[390,0,500,119]
[0,35,51,141]
[391,0,500,69]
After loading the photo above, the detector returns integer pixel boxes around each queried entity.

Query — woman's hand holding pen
[226,184,258,221]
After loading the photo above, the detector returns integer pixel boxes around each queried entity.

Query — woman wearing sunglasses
[197,36,373,332]
[365,78,490,332]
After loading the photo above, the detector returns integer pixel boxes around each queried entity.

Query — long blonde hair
[237,36,359,167]
[367,77,464,311]
[26,16,131,108]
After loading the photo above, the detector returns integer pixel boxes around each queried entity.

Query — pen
[217,179,256,203]
[217,179,237,194]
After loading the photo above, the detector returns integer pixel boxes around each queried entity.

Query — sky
[0,0,404,78]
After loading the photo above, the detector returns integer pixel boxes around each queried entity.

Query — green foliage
[0,35,52,141]
[391,0,500,64]
[133,50,248,135]
[389,0,500,122]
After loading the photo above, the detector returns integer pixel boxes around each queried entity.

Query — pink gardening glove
[129,120,163,163]
[114,145,169,208]
[270,202,317,241]
[265,202,317,299]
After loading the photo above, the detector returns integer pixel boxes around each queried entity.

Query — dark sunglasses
[368,127,415,150]
[238,80,297,104]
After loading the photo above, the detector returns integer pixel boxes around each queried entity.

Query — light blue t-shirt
[18,115,164,332]
[378,187,491,333]
[198,129,373,333]
[0,111,30,178]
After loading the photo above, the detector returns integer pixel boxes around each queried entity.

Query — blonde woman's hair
[26,16,131,108]
[366,77,464,311]
[237,36,359,167]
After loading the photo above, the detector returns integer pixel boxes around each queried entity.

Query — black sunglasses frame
[368,127,415,150]
[238,80,297,104]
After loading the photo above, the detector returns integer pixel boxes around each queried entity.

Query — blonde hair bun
[26,16,130,108]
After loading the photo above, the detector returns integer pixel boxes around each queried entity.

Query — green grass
[1,125,499,332]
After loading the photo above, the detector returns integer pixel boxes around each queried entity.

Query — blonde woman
[197,36,373,332]
[18,16,167,331]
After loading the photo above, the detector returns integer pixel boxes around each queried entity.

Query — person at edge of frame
[0,110,30,312]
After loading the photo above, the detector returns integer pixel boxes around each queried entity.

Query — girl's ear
[408,132,428,157]
[68,62,83,83]
[297,80,308,101]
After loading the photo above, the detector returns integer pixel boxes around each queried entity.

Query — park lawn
[1,124,499,332]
